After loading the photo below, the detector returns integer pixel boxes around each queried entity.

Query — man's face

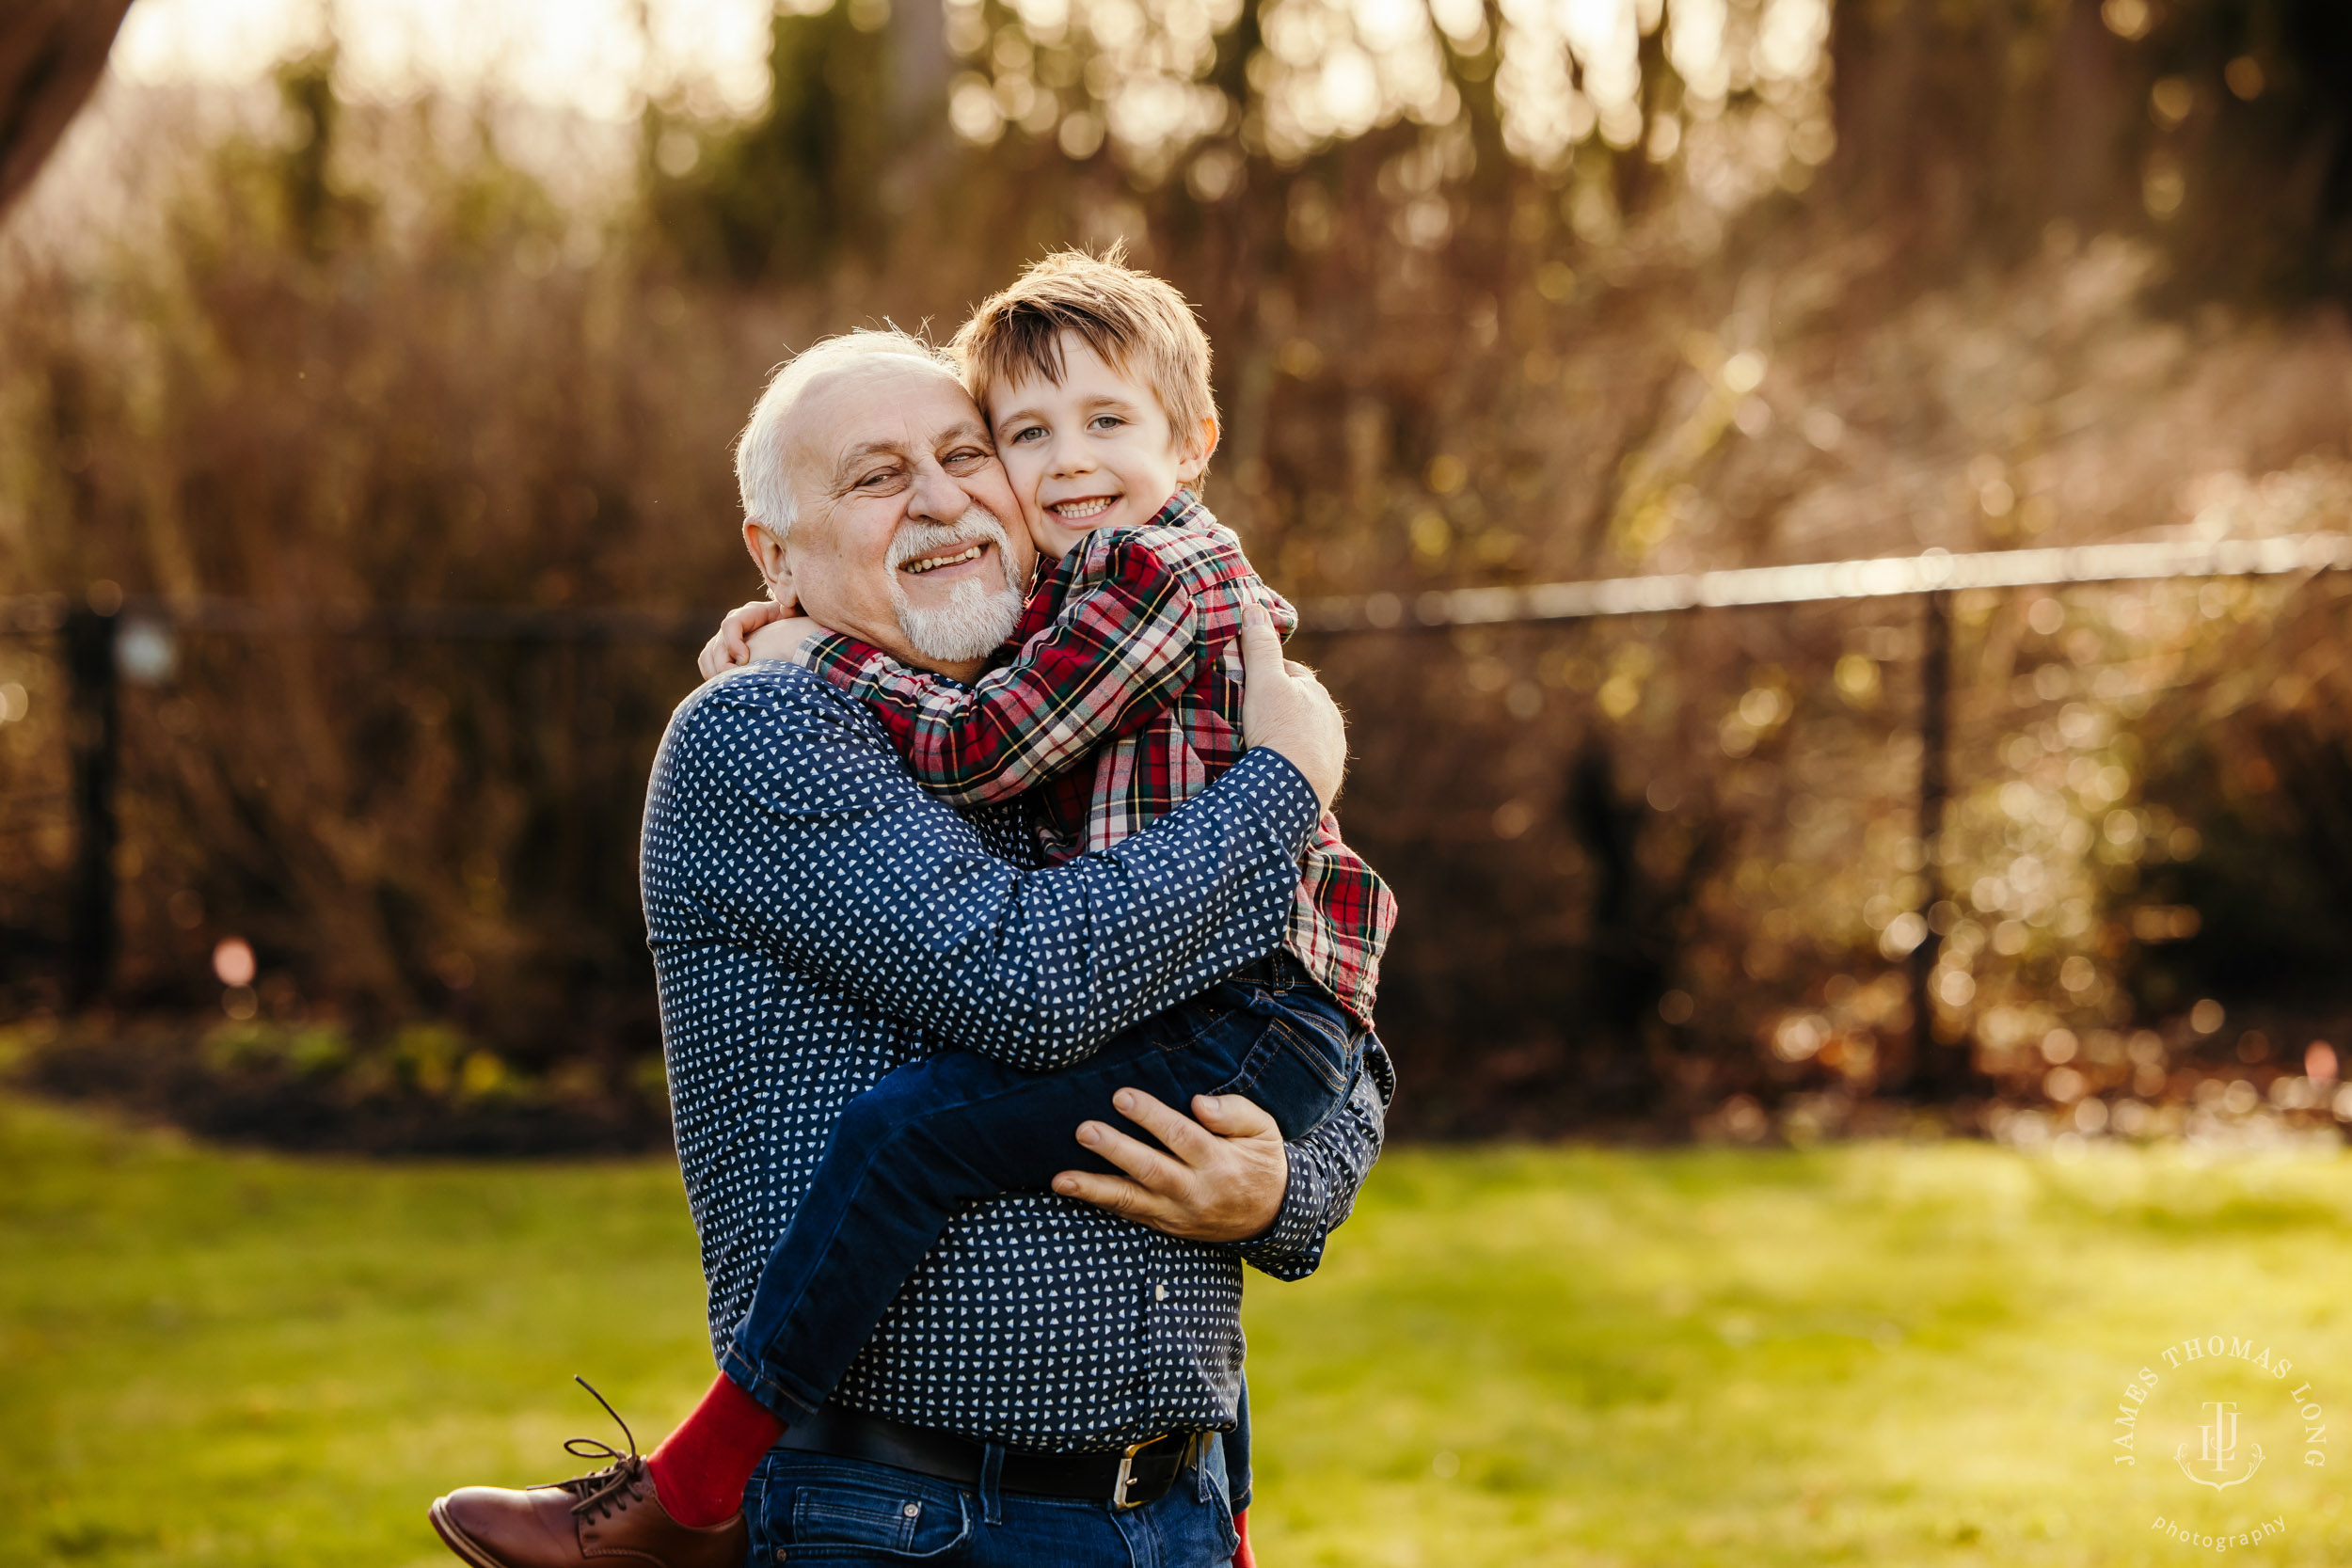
[770,360,1036,675]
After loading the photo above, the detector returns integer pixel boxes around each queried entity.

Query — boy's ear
[1175,415,1221,484]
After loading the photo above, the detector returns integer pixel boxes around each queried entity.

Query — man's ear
[1175,415,1221,484]
[742,520,799,610]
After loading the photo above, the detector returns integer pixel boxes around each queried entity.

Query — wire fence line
[3,531,2347,1080]
[0,592,712,643]
[1296,531,2352,632]
[5,530,2344,647]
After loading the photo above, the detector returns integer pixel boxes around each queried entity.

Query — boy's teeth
[903,544,983,575]
[1053,498,1114,518]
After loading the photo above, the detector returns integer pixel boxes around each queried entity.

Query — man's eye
[944,447,989,467]
[858,469,898,489]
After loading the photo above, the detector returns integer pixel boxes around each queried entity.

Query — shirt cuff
[1223,747,1323,864]
[1229,1145,1330,1280]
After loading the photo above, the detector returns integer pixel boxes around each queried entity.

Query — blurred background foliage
[2,0,2350,1151]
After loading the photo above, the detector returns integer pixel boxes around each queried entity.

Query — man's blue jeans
[722,955,1362,1423]
[741,1433,1242,1565]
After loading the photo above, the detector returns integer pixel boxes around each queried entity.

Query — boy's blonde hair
[950,246,1216,462]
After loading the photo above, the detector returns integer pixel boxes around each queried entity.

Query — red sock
[1232,1506,1257,1568]
[644,1373,786,1528]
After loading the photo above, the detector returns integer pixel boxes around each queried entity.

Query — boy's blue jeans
[721,953,1362,1426]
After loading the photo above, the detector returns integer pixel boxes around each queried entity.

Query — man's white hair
[733,328,961,543]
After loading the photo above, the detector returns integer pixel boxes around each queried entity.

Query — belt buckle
[1111,1435,1161,1511]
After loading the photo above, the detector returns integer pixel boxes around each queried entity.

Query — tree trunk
[0,0,136,219]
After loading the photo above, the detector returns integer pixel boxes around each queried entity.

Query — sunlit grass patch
[4,1101,2350,1566]
[1246,1142,2352,1567]
[0,1098,713,1568]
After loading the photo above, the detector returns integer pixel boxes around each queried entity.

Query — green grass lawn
[4,1095,2348,1567]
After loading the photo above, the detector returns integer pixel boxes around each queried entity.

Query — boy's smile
[1044,494,1118,524]
[989,330,1218,559]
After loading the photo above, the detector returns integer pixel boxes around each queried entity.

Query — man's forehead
[794,359,983,458]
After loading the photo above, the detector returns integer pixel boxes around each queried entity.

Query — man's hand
[697,598,794,680]
[1237,604,1347,809]
[1053,1088,1287,1243]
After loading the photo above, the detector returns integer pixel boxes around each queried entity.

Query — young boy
[458,253,1393,1566]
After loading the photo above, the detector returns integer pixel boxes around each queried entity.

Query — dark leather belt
[776,1402,1203,1511]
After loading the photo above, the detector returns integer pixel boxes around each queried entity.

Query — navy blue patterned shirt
[641,663,1391,1450]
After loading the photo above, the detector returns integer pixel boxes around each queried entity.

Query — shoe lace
[551,1375,647,1523]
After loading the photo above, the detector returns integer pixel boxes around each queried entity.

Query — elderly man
[429,331,1389,1568]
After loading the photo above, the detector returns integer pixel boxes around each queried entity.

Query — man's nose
[904,457,968,525]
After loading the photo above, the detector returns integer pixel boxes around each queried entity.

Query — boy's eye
[1089,414,1124,432]
[1007,425,1044,444]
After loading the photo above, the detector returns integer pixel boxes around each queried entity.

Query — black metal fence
[0,590,712,1009]
[7,529,2342,1093]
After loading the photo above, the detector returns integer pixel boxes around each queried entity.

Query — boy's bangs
[952,246,1215,443]
[984,303,1137,403]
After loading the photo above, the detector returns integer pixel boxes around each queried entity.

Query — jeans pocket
[777,1475,974,1560]
[1206,1016,1351,1142]
[1275,1013,1356,1095]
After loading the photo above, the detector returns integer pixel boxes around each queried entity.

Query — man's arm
[793,532,1201,807]
[1232,1039,1393,1280]
[1050,1038,1394,1281]
[649,668,1318,1072]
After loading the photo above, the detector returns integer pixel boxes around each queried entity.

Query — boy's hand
[1238,604,1347,808]
[698,599,792,680]
[745,614,823,663]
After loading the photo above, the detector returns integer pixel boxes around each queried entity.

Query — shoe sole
[427,1497,512,1568]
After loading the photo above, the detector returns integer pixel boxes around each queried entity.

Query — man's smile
[899,541,989,576]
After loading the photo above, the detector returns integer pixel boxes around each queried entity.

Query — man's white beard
[889,508,1025,664]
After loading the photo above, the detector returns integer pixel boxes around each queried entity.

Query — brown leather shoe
[429,1382,748,1568]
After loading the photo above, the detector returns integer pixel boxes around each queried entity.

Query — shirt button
[1153,1284,1168,1302]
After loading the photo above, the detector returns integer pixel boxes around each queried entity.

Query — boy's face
[986,330,1217,559]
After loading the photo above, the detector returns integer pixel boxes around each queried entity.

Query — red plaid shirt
[794,491,1395,1025]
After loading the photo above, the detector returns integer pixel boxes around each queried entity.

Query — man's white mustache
[888,510,1010,573]
[887,505,1025,663]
